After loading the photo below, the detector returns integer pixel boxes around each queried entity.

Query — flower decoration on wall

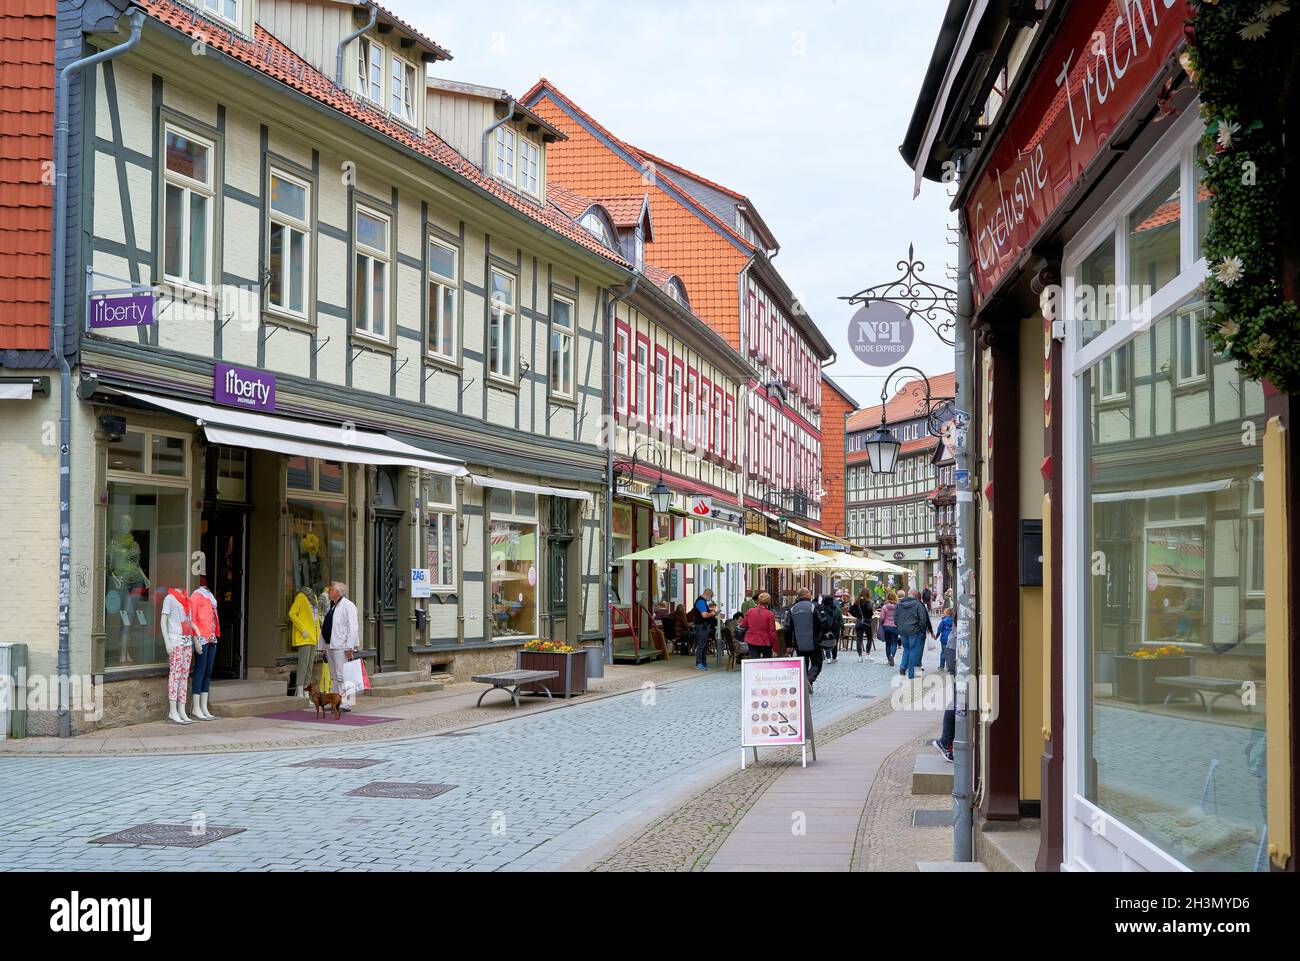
[1187,0,1300,392]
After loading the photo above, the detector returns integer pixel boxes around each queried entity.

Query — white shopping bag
[339,659,365,699]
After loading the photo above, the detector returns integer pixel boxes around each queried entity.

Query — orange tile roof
[847,372,957,432]
[547,183,646,230]
[0,0,53,351]
[522,78,755,348]
[137,1,629,271]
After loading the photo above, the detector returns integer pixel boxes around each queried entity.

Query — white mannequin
[160,601,192,725]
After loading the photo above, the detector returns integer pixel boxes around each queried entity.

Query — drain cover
[912,809,953,828]
[347,782,457,799]
[90,823,246,848]
[289,758,385,769]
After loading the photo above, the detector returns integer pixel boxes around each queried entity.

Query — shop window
[288,500,347,599]
[216,447,247,502]
[425,475,456,590]
[1127,168,1181,308]
[162,125,213,288]
[287,456,345,495]
[547,497,572,617]
[318,460,344,495]
[1082,318,1268,871]
[427,238,459,361]
[489,514,538,639]
[103,428,191,670]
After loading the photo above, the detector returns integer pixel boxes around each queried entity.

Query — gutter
[335,2,377,89]
[603,275,639,664]
[53,7,146,738]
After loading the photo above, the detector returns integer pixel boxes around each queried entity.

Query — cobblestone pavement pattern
[0,655,907,871]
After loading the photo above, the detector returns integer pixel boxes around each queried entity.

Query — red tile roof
[0,0,53,351]
[522,78,756,346]
[847,372,957,432]
[138,1,629,270]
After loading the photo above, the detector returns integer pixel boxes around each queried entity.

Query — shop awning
[118,389,467,475]
[0,383,32,400]
[0,377,47,400]
[470,474,592,504]
[1092,479,1234,503]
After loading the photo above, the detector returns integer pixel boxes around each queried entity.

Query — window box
[516,648,588,698]
[1113,654,1194,705]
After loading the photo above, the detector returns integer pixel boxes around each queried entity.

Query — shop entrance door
[373,511,400,672]
[207,508,247,679]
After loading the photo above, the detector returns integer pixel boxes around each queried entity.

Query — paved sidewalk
[703,703,942,872]
[0,660,704,756]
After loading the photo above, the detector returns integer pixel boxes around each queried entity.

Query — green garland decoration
[1185,0,1299,392]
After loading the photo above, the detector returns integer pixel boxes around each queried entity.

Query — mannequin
[289,588,320,698]
[107,513,149,664]
[188,577,220,720]
[160,586,194,724]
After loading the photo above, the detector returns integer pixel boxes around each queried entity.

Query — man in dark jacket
[848,591,874,657]
[692,589,716,671]
[894,589,932,679]
[783,588,824,685]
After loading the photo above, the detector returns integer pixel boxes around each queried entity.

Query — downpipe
[53,9,146,737]
[334,2,377,89]
[603,275,638,663]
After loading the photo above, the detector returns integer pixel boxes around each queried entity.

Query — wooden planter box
[1114,654,1193,705]
[516,649,588,698]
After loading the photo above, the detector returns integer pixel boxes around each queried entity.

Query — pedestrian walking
[848,590,874,656]
[818,593,842,662]
[783,588,824,686]
[322,581,360,710]
[922,585,932,610]
[738,591,777,659]
[895,589,932,679]
[692,589,716,670]
[879,591,900,666]
[937,607,955,672]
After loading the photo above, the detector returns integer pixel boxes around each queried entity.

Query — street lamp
[614,442,674,514]
[866,365,954,475]
[757,487,790,535]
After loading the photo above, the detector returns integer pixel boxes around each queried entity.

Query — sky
[389,0,958,409]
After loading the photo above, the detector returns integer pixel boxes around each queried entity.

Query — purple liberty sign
[89,291,154,329]
[213,362,276,412]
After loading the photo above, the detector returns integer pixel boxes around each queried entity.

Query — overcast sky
[389,0,957,408]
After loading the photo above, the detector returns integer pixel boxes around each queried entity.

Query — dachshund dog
[305,681,342,720]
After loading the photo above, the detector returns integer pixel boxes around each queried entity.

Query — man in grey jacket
[783,588,824,686]
[894,589,932,679]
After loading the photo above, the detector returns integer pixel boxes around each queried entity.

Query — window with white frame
[162,125,213,287]
[1247,476,1264,596]
[202,0,239,26]
[550,295,575,398]
[519,138,540,196]
[267,169,310,318]
[634,337,648,422]
[495,126,516,184]
[489,268,516,381]
[1174,302,1207,385]
[354,206,389,339]
[427,238,458,360]
[356,36,383,104]
[390,54,417,124]
[615,326,629,418]
[686,369,697,446]
[670,359,682,435]
[425,474,456,589]
[653,350,667,429]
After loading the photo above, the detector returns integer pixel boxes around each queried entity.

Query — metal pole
[53,10,145,737]
[951,150,976,859]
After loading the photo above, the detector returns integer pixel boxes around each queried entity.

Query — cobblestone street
[0,654,927,872]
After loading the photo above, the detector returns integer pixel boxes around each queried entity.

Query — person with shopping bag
[322,581,360,712]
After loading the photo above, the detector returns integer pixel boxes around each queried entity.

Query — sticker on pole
[848,301,914,367]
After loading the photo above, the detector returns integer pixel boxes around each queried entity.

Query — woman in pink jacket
[879,591,900,667]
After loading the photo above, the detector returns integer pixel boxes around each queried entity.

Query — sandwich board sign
[740,656,816,768]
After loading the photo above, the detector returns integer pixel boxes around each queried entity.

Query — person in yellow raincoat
[289,589,320,698]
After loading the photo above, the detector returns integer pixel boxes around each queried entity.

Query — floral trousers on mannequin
[167,643,194,702]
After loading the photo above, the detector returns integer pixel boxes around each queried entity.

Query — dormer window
[579,210,613,248]
[634,230,644,271]
[390,55,416,125]
[666,277,688,306]
[519,139,540,196]
[202,0,239,26]
[357,37,383,105]
[495,127,516,183]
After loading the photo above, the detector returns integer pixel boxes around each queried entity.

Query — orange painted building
[819,373,857,540]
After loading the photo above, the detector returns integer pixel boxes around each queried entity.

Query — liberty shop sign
[213,362,276,412]
[88,290,154,329]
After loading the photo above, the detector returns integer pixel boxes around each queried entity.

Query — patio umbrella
[742,533,826,568]
[616,528,793,566]
[811,551,911,576]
